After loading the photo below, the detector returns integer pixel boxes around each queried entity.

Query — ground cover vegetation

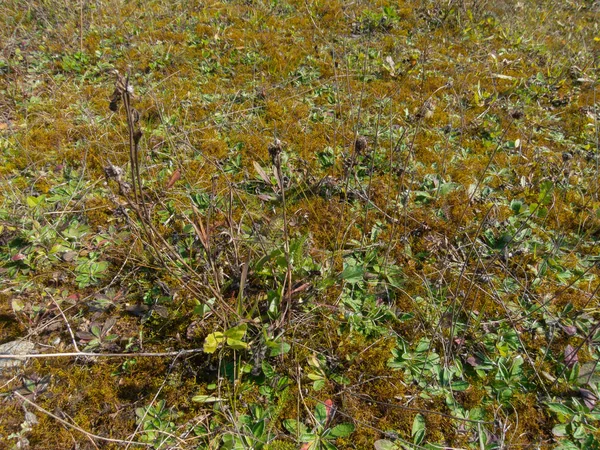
[0,0,599,448]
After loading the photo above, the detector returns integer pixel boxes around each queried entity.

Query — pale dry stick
[0,349,203,360]
[166,73,344,136]
[470,183,600,330]
[48,292,80,353]
[13,391,152,447]
[288,334,493,427]
[79,0,84,53]
[0,375,18,391]
[116,185,231,319]
[340,391,492,426]
[43,204,110,215]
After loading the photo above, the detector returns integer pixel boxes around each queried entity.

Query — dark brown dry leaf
[564,344,578,368]
[125,304,149,317]
[579,388,597,409]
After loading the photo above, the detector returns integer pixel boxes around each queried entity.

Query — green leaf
[341,264,364,284]
[308,373,325,381]
[226,338,248,350]
[192,395,222,403]
[451,380,470,391]
[374,440,399,450]
[412,413,426,445]
[204,332,225,353]
[552,424,568,437]
[26,195,45,208]
[322,441,337,450]
[283,419,308,436]
[266,340,291,356]
[315,402,327,425]
[328,423,354,438]
[313,379,326,391]
[547,402,574,417]
[224,323,247,340]
[262,361,275,379]
[251,420,265,439]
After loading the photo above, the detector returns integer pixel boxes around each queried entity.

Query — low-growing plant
[283,400,354,450]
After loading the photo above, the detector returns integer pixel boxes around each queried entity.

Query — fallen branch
[0,349,203,360]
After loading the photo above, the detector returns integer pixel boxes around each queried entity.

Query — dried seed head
[268,138,282,164]
[354,136,368,154]
[413,99,436,121]
[104,162,124,181]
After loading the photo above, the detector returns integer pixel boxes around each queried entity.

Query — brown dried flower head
[268,138,282,165]
[354,136,368,154]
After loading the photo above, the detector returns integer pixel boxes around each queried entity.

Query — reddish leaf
[325,399,334,424]
[166,169,181,190]
[11,253,26,261]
